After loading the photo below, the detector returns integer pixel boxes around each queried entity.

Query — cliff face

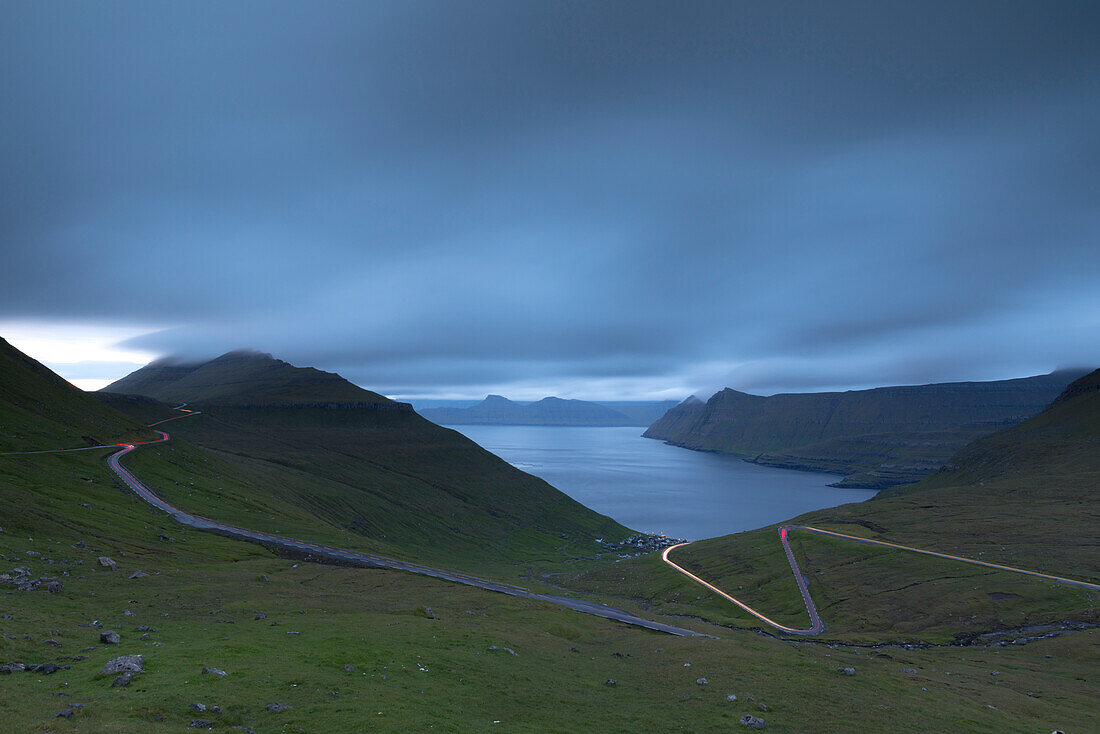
[644,370,1089,488]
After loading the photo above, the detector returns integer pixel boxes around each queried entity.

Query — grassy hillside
[2,349,1097,731]
[644,370,1087,487]
[0,337,157,451]
[588,370,1100,646]
[107,403,629,577]
[97,349,631,578]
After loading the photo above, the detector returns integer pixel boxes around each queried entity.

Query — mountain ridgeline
[643,370,1089,488]
[103,350,400,408]
[420,395,677,427]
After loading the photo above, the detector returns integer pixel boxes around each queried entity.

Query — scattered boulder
[100,654,143,675]
[605,679,617,686]
[837,667,855,676]
[26,662,65,674]
[901,668,918,674]
[44,639,63,648]
[1,662,26,674]
[54,709,75,719]
[100,630,120,644]
[696,677,708,685]
[488,645,518,657]
[265,703,292,712]
[97,557,117,571]
[726,694,738,702]
[46,581,63,593]
[123,610,135,617]
[254,612,266,620]
[141,633,151,640]
[113,671,135,687]
[201,666,227,677]
[189,720,213,729]
[423,606,435,619]
[129,571,149,579]
[740,714,767,729]
[190,703,207,713]
[343,664,355,672]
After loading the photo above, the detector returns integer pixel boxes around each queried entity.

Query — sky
[1,2,1098,399]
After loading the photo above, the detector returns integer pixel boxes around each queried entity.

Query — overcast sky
[2,1,1098,399]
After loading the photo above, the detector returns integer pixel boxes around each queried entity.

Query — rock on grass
[740,714,767,729]
[100,655,143,675]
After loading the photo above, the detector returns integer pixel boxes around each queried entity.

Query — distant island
[644,369,1089,488]
[420,395,679,427]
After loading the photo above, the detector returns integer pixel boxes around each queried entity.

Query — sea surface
[447,425,878,541]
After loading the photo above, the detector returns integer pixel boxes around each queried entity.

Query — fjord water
[449,425,877,541]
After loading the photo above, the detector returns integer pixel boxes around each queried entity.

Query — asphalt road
[107,411,709,638]
[662,537,824,636]
[663,523,1100,636]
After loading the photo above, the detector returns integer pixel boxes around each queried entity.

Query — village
[598,532,687,556]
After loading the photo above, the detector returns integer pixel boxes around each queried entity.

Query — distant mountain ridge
[420,395,676,426]
[103,350,404,408]
[644,369,1090,488]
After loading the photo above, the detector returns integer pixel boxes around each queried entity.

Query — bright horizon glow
[69,378,116,392]
[1,320,164,390]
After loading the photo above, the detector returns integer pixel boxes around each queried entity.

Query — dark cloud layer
[2,2,1098,398]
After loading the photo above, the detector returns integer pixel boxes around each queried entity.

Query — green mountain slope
[99,351,630,574]
[644,370,1087,487]
[0,336,155,451]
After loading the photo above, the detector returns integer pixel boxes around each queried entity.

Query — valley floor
[2,449,1098,732]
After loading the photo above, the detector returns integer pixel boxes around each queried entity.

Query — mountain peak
[209,349,277,363]
[104,350,392,407]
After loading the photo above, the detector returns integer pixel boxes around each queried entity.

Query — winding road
[16,406,1096,639]
[104,409,710,637]
[663,522,1100,636]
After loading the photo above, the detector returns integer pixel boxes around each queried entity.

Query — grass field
[3,452,1099,732]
